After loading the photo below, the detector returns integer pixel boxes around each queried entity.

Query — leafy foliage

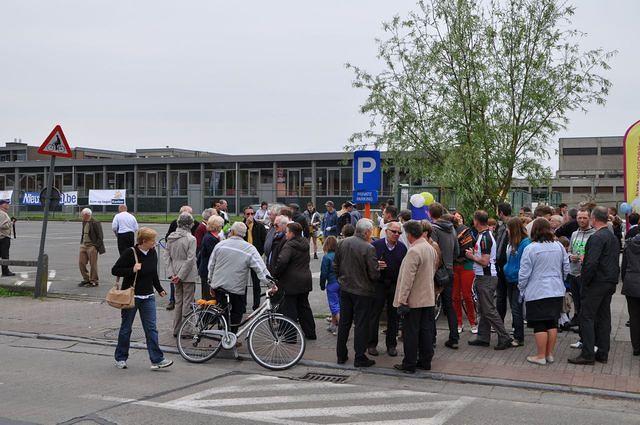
[347,0,615,213]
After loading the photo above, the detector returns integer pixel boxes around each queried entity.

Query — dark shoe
[393,364,415,374]
[387,347,398,357]
[595,355,608,364]
[633,350,640,356]
[367,347,379,356]
[416,362,432,371]
[313,253,318,260]
[445,340,459,349]
[354,357,375,368]
[78,281,90,287]
[626,320,631,327]
[468,339,490,347]
[2,272,16,277]
[568,355,595,365]
[305,335,317,340]
[337,357,348,365]
[166,302,175,311]
[494,339,514,351]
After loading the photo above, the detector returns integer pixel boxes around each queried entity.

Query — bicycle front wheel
[247,314,305,371]
[177,309,226,363]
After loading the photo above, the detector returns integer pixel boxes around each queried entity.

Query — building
[513,136,624,207]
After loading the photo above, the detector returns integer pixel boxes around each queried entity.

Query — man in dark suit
[243,205,267,310]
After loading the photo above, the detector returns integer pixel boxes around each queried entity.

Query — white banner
[0,190,13,204]
[88,189,126,205]
[61,191,78,206]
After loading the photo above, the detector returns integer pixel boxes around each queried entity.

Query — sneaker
[326,325,337,335]
[546,355,555,364]
[457,326,464,334]
[570,341,583,349]
[325,317,332,323]
[313,253,318,260]
[470,326,478,334]
[150,359,173,370]
[114,360,127,369]
[166,302,175,311]
[511,340,524,347]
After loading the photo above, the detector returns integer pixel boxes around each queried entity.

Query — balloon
[633,198,640,212]
[410,205,427,220]
[620,202,632,215]
[410,193,425,208]
[421,191,434,206]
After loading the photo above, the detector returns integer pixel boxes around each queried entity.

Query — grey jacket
[334,235,380,297]
[518,241,569,302]
[569,227,596,276]
[208,236,268,295]
[165,228,198,283]
[431,219,459,270]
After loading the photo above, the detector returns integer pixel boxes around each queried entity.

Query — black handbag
[434,265,450,289]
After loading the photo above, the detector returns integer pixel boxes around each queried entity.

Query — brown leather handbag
[105,248,139,309]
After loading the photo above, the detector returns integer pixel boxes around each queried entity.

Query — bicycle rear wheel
[177,309,226,363]
[247,314,305,371]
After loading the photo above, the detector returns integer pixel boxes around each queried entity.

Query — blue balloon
[620,202,632,215]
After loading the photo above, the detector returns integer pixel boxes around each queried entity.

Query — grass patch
[0,287,32,297]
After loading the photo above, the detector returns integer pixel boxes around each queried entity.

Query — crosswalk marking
[83,374,474,425]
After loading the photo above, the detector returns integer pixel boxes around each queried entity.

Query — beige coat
[393,238,437,308]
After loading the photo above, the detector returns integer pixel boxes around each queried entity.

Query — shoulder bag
[105,248,139,309]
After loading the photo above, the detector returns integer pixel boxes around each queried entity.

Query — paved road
[2,333,640,425]
[4,220,330,314]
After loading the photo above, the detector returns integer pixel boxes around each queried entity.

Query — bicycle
[176,278,306,370]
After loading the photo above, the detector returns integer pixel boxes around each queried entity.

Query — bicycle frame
[200,293,275,342]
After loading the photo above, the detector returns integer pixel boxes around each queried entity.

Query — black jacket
[292,211,310,239]
[622,235,640,298]
[334,235,380,297]
[274,236,312,295]
[111,246,164,296]
[581,226,620,288]
[555,220,579,240]
[495,219,510,267]
[197,232,220,277]
[268,232,287,274]
[165,219,200,240]
[243,219,267,256]
[81,218,106,254]
[626,225,640,241]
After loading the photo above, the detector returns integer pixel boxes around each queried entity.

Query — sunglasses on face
[387,229,402,235]
[245,212,255,216]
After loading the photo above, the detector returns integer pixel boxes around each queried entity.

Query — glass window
[63,173,72,186]
[616,186,625,193]
[15,151,26,161]
[210,171,225,196]
[95,173,104,189]
[340,168,352,196]
[189,171,200,185]
[563,147,597,156]
[601,146,623,155]
[158,171,167,196]
[301,169,312,196]
[170,171,187,196]
[316,168,327,196]
[5,174,14,188]
[328,169,340,196]
[77,173,85,190]
[138,172,146,195]
[85,174,95,190]
[54,174,62,190]
[225,170,235,195]
[0,175,5,190]
[287,169,300,196]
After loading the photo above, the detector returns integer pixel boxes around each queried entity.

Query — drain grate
[299,372,350,383]
[103,327,146,341]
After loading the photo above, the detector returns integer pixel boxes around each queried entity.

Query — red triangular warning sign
[38,125,72,158]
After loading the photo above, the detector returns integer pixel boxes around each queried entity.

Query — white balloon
[410,193,425,208]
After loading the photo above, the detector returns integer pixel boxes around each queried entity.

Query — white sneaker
[470,326,478,334]
[114,360,127,369]
[570,341,583,349]
[150,359,173,370]
[457,326,464,334]
[546,356,555,364]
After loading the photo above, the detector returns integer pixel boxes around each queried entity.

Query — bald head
[118,205,128,213]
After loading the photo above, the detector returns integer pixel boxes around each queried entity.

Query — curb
[3,329,640,401]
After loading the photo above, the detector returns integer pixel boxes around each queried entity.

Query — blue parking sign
[353,151,381,192]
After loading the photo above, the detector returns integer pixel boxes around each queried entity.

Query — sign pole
[365,202,371,219]
[34,155,55,298]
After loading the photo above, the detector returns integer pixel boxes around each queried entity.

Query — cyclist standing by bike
[208,222,270,332]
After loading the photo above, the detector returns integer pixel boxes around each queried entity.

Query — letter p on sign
[353,151,381,192]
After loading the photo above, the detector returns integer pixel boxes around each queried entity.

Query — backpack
[337,213,351,235]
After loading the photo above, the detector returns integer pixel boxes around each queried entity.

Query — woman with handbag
[112,227,172,370]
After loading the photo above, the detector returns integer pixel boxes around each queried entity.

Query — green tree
[347,0,615,214]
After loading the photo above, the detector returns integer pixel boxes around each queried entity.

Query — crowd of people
[82,196,637,373]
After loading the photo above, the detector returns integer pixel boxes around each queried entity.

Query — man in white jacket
[208,222,269,331]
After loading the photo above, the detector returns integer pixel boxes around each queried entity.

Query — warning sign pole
[34,155,55,298]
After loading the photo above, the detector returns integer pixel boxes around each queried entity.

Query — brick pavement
[1,293,638,395]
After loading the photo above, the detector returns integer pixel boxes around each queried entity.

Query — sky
[1,1,638,170]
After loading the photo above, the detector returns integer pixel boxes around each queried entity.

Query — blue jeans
[114,296,164,364]
[170,282,175,303]
[507,284,524,342]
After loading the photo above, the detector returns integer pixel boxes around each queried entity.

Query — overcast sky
[1,1,637,170]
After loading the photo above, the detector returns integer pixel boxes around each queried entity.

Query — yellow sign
[624,120,640,203]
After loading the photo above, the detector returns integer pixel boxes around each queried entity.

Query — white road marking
[82,375,475,425]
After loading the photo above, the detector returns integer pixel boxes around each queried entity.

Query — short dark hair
[429,202,444,219]
[568,208,578,220]
[260,201,268,207]
[520,206,532,213]
[591,206,609,223]
[286,222,303,237]
[243,206,254,213]
[386,198,395,206]
[559,203,568,209]
[534,205,553,218]
[403,220,423,239]
[398,209,412,222]
[609,206,618,215]
[280,208,293,219]
[497,202,512,217]
[629,212,640,226]
[384,205,398,219]
[474,210,489,225]
[530,218,555,242]
[342,224,355,237]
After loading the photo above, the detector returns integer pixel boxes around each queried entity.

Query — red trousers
[453,264,476,327]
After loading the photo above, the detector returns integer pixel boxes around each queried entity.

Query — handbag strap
[131,247,139,289]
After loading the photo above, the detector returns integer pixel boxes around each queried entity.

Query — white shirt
[112,211,139,234]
